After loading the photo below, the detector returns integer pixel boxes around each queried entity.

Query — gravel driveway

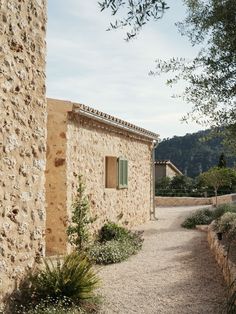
[98,206,227,314]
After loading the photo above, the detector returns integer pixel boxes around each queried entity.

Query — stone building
[0,0,47,303]
[46,99,159,255]
[155,160,182,183]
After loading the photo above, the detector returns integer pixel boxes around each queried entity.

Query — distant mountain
[155,130,236,178]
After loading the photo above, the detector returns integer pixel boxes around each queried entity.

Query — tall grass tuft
[7,253,100,314]
[29,253,99,302]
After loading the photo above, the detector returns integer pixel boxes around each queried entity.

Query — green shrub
[212,204,236,220]
[181,208,214,229]
[89,240,129,264]
[13,296,101,314]
[181,204,236,229]
[214,212,236,238]
[98,221,130,242]
[16,298,85,314]
[89,222,143,264]
[89,236,142,265]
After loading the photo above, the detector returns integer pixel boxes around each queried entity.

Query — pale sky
[47,0,204,139]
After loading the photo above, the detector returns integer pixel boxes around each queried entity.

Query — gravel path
[98,206,227,314]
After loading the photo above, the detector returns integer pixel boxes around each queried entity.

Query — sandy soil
[97,206,227,314]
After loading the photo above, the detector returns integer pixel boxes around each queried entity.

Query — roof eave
[73,103,159,141]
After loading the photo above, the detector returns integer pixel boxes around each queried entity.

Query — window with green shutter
[118,157,128,189]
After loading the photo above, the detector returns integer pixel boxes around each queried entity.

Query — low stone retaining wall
[155,193,236,207]
[208,225,236,287]
[155,196,212,207]
[212,194,236,206]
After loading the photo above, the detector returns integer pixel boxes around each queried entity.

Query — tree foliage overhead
[99,0,169,40]
[99,0,236,147]
[153,0,236,131]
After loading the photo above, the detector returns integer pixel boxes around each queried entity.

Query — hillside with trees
[155,130,236,178]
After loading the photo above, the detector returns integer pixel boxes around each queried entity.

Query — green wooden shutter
[118,158,128,189]
[118,158,123,189]
[123,159,128,187]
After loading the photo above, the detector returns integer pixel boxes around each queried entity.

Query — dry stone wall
[211,194,236,206]
[155,196,212,207]
[208,225,236,287]
[0,0,47,302]
[155,194,236,207]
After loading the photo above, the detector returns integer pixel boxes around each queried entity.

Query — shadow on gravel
[163,233,227,313]
[145,211,227,313]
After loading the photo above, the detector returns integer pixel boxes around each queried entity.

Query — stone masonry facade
[46,99,156,255]
[67,112,154,233]
[0,0,47,302]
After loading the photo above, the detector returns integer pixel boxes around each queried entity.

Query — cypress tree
[218,153,227,168]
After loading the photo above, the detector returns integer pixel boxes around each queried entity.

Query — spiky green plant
[6,253,100,314]
[29,253,99,303]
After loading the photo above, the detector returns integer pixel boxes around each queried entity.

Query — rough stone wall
[155,194,236,207]
[208,225,236,287]
[45,99,72,255]
[0,0,47,302]
[67,113,153,239]
[211,193,236,206]
[155,196,212,207]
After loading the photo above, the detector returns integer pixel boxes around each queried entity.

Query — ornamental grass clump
[10,253,100,314]
[89,222,143,265]
[29,253,99,303]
